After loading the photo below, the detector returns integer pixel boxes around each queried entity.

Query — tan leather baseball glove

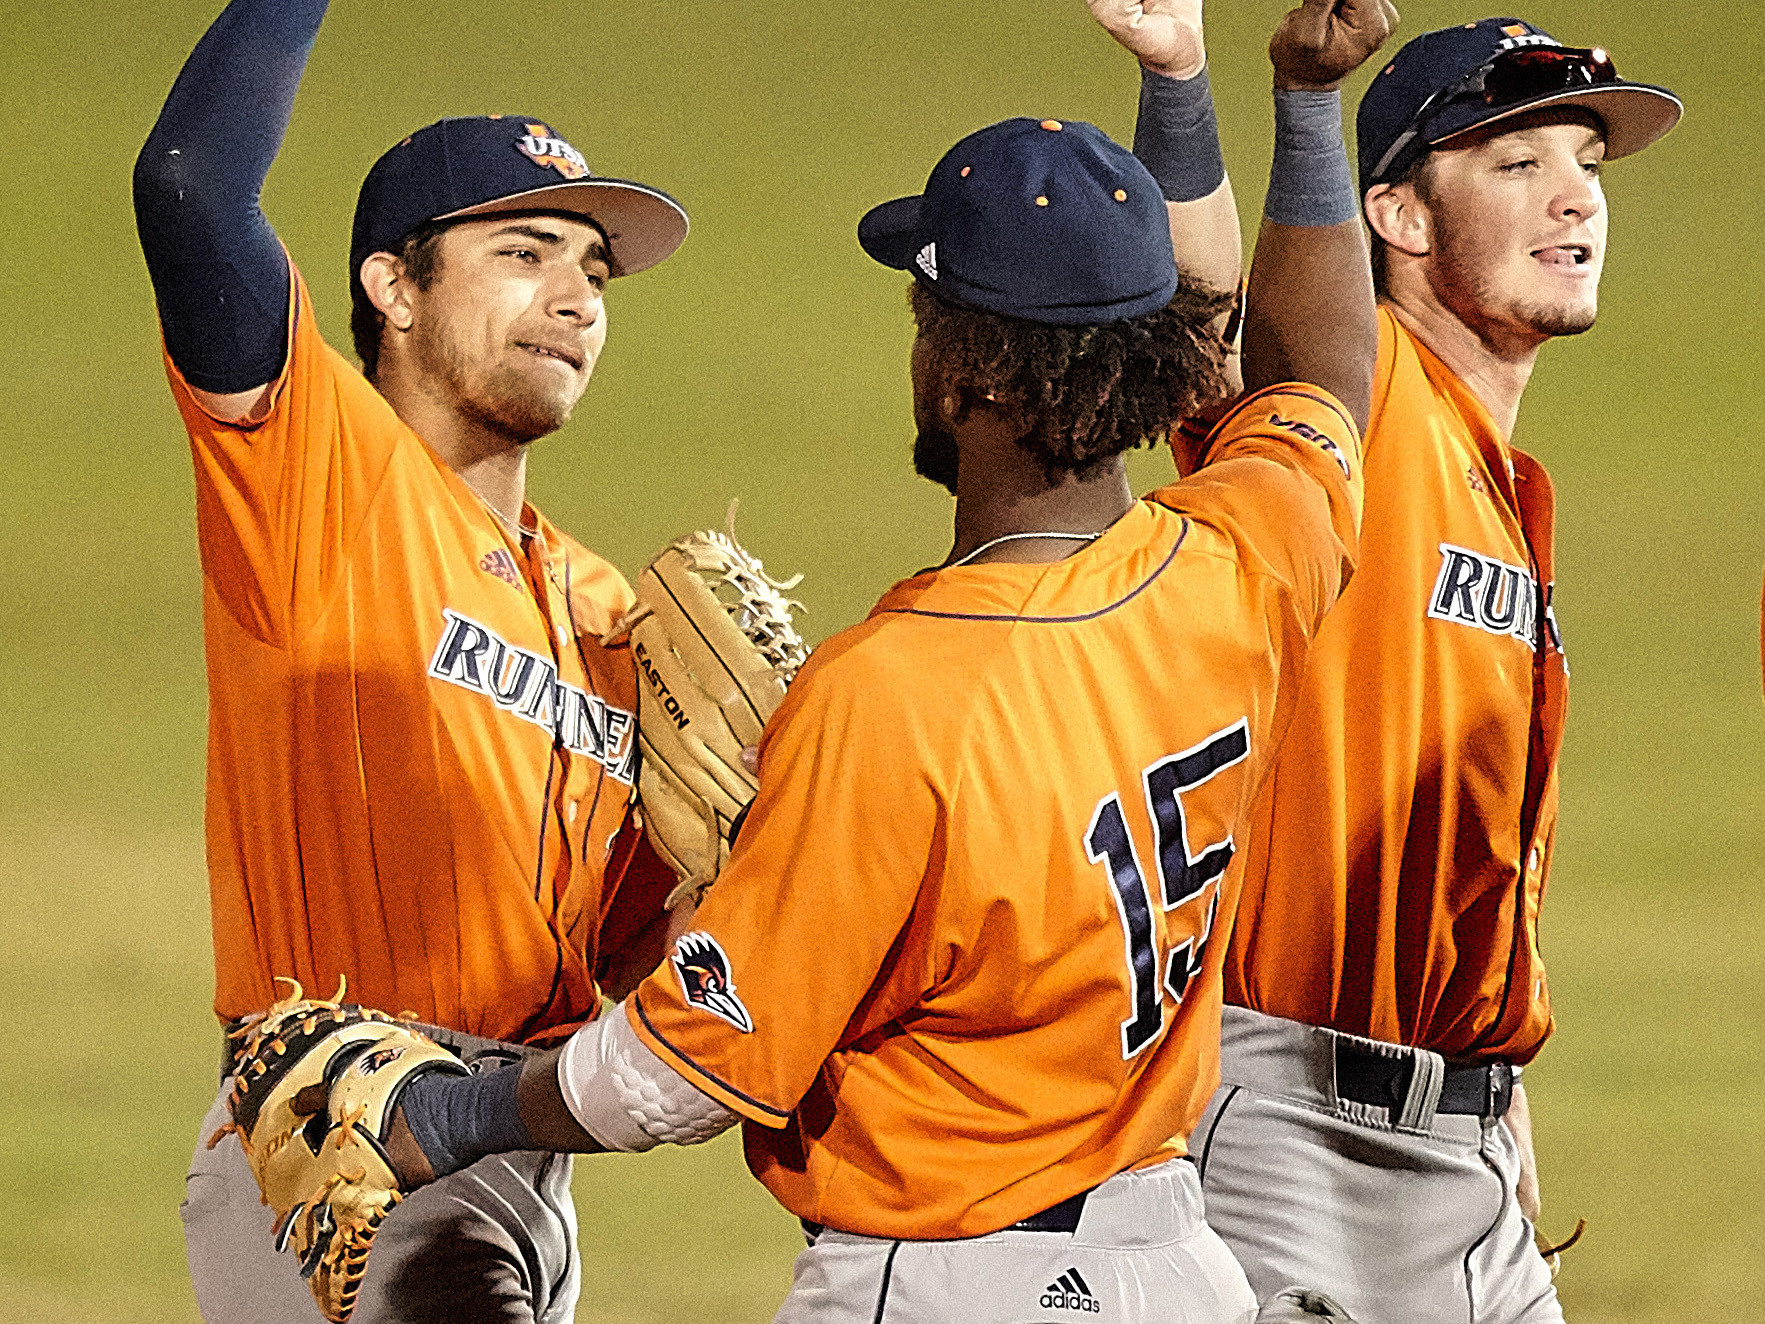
[607,507,808,908]
[212,979,468,1323]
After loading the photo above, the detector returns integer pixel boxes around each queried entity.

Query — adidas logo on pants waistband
[1040,1267,1100,1313]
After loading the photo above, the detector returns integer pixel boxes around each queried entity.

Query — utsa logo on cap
[1495,29,1560,51]
[515,123,590,180]
[672,932,753,1032]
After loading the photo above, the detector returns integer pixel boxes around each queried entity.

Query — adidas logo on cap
[915,242,938,280]
[1040,1268,1100,1313]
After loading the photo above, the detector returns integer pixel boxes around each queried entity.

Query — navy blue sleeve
[133,0,329,394]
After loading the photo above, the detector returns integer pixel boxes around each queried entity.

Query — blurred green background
[1,0,1759,1320]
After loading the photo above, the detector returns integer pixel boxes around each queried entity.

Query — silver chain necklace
[946,529,1102,568]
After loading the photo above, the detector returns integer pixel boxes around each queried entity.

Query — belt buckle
[1381,1054,1415,1112]
[1486,1062,1514,1119]
[463,1045,524,1074]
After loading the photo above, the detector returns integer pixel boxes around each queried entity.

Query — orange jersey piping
[1208,382,1360,444]
[631,992,793,1126]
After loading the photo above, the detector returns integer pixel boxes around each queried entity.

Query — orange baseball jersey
[627,385,1362,1240]
[1224,307,1569,1064]
[164,267,673,1043]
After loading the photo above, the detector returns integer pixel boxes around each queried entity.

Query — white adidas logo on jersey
[915,242,938,280]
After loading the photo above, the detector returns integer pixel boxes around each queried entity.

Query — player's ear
[360,252,417,332]
[1364,182,1431,260]
[945,369,1006,427]
[962,383,1026,437]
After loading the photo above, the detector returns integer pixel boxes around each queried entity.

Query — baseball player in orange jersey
[1138,18,1682,1324]
[134,0,691,1319]
[356,8,1395,1317]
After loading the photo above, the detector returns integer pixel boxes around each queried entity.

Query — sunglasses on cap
[1369,45,1619,185]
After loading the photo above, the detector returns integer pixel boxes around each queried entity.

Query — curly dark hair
[349,220,450,381]
[909,273,1235,480]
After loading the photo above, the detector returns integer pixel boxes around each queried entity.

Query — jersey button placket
[519,535,591,913]
[538,547,617,881]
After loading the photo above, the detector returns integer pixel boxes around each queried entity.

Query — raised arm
[1241,0,1398,431]
[1087,0,1242,304]
[133,0,329,421]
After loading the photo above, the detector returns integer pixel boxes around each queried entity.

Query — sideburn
[913,425,960,496]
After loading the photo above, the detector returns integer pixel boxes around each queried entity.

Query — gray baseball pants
[183,1026,577,1324]
[1195,1007,1562,1324]
[773,1158,1259,1324]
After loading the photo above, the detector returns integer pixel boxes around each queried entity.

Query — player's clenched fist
[1086,0,1206,80]
[1270,0,1399,90]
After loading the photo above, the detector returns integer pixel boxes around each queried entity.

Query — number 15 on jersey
[1084,719,1251,1059]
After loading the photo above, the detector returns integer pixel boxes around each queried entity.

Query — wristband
[1264,89,1357,228]
[1132,65,1227,203]
[400,1061,534,1179]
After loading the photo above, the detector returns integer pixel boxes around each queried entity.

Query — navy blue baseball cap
[349,116,688,287]
[1358,19,1682,191]
[858,118,1177,325]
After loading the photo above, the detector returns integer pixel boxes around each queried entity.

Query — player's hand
[1515,1149,1541,1223]
[385,1103,437,1190]
[1087,0,1206,81]
[1503,1079,1542,1222]
[1269,0,1399,91]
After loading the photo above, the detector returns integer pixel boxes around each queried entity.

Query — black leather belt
[1334,1039,1514,1120]
[1005,1188,1091,1232]
[799,1187,1092,1243]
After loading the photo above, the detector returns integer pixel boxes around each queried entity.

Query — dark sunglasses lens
[1483,48,1619,105]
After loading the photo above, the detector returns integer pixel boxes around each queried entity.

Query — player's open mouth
[517,342,584,370]
[1531,245,1592,270]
